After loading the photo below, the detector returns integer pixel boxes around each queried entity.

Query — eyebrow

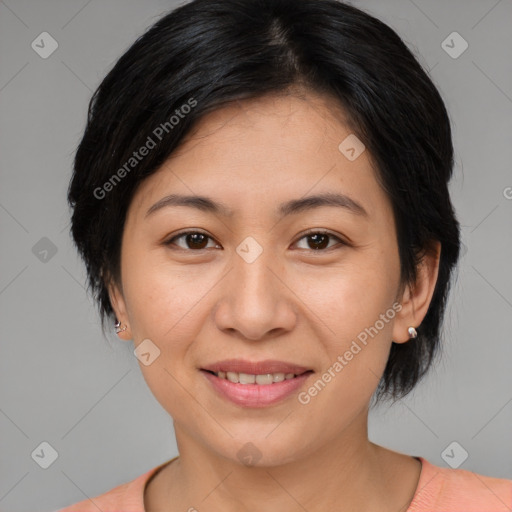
[145,192,369,219]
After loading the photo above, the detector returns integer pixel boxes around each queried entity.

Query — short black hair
[67,0,461,403]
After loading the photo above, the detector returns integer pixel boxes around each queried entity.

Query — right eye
[163,231,221,251]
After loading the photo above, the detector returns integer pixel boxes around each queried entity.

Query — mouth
[199,359,314,407]
[200,358,312,377]
[201,369,313,385]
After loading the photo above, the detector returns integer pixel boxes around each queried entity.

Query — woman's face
[110,92,431,466]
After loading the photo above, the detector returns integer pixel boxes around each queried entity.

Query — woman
[58,0,512,510]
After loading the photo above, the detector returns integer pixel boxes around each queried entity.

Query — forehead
[174,91,357,161]
[128,91,390,224]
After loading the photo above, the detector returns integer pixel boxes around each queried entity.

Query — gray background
[0,0,511,510]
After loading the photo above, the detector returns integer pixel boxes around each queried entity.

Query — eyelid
[295,228,347,243]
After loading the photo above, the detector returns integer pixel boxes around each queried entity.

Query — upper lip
[201,359,312,375]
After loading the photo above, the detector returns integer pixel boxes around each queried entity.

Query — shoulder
[409,456,512,512]
[55,471,151,512]
[55,457,177,512]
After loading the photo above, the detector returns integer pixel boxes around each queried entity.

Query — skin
[108,89,441,512]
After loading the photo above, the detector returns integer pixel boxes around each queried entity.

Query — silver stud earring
[114,320,127,334]
[408,326,417,339]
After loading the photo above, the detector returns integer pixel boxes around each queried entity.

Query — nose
[213,244,297,341]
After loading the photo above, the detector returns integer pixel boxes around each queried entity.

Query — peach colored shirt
[57,456,512,511]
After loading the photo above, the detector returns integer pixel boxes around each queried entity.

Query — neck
[146,408,421,512]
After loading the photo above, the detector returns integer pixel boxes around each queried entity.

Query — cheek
[296,253,397,341]
[299,275,395,415]
[295,254,397,404]
[121,248,194,335]
[122,260,204,417]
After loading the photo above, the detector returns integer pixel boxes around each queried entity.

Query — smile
[206,370,307,384]
[200,369,314,408]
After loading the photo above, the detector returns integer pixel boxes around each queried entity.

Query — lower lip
[201,370,312,408]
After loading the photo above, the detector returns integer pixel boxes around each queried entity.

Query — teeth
[215,371,299,384]
[240,373,256,384]
[256,374,273,385]
[226,371,239,383]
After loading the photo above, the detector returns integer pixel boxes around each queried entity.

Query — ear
[106,275,133,341]
[392,240,441,344]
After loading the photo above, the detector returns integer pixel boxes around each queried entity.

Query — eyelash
[163,229,347,252]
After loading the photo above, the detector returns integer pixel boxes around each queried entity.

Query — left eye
[164,231,345,251]
[294,231,345,251]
